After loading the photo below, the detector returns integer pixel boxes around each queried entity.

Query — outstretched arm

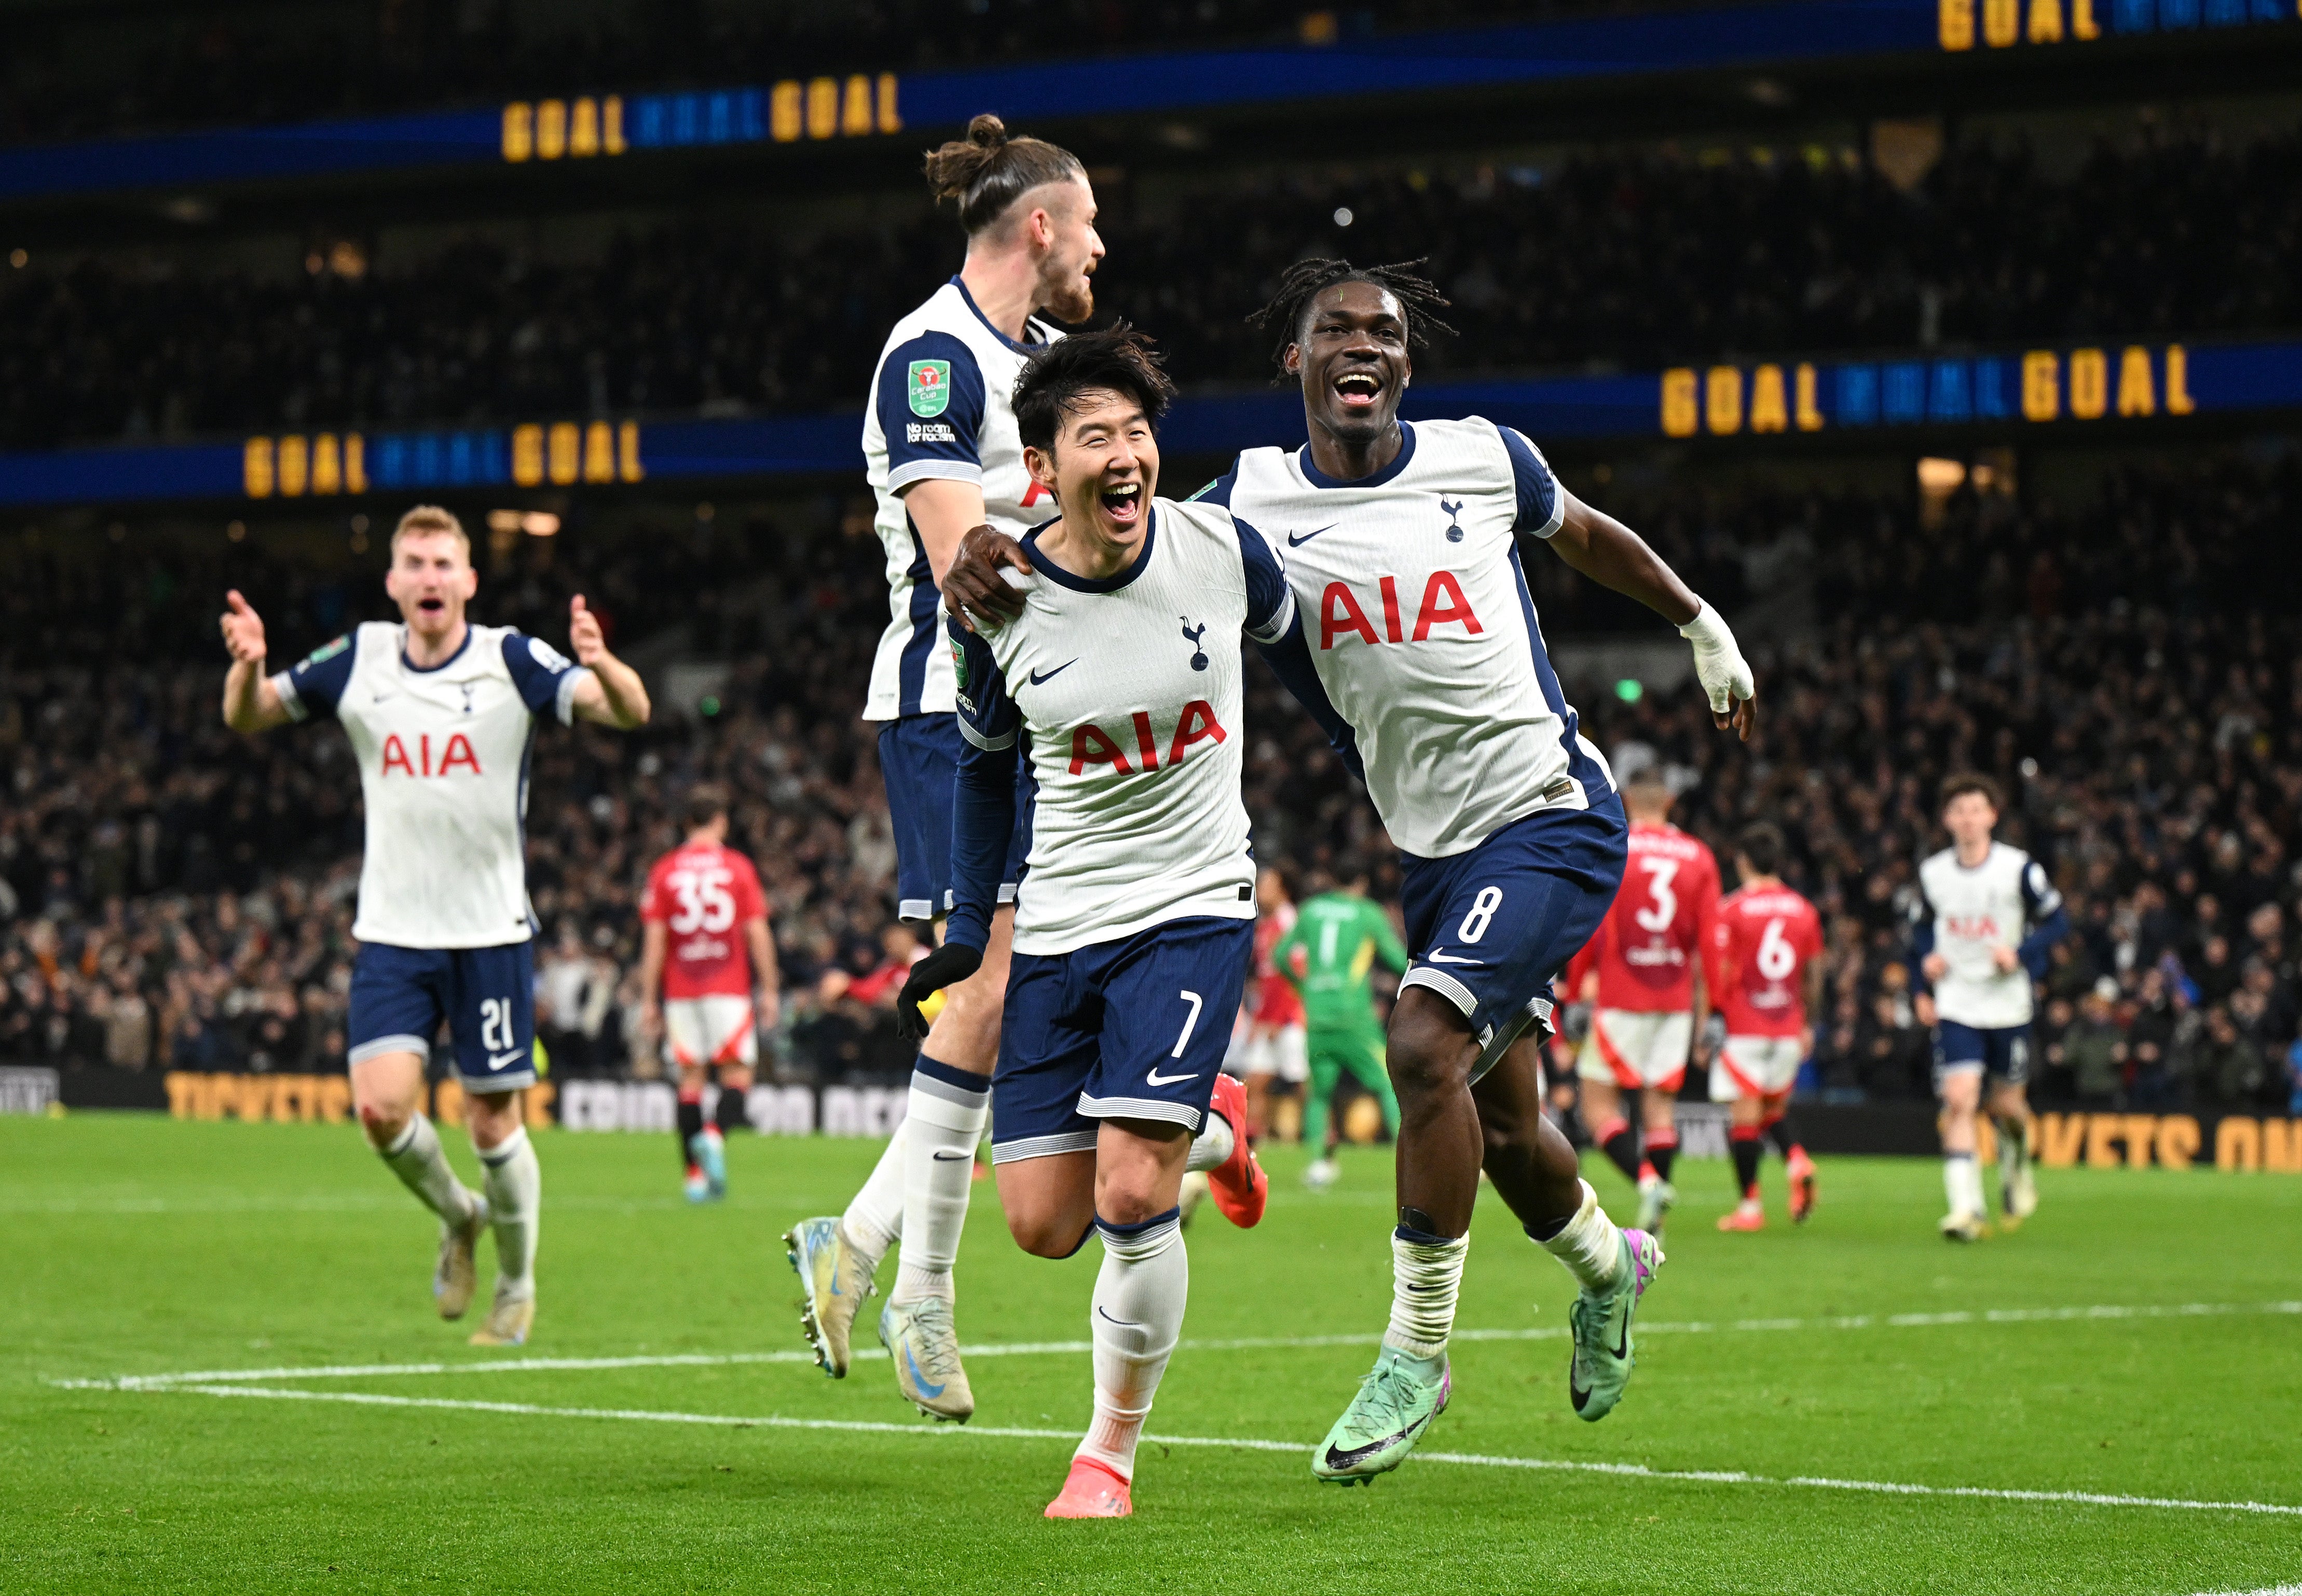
[218,590,292,734]
[1547,491,1756,741]
[565,596,651,729]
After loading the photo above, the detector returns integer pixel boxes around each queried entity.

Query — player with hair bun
[785,113,1106,1423]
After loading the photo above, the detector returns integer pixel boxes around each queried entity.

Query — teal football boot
[1311,1345,1451,1483]
[1569,1226,1664,1422]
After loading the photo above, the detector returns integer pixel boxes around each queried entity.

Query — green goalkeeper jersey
[1273,892,1409,1034]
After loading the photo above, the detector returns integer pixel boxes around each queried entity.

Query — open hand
[220,590,268,664]
[942,525,1033,633]
[568,595,607,665]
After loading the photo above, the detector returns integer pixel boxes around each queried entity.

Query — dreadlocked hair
[1245,258,1455,381]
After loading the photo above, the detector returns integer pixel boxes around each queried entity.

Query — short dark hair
[1011,325,1175,452]
[1736,821,1784,878]
[922,113,1086,236]
[1245,257,1456,381]
[1940,772,2003,811]
[685,782,730,830]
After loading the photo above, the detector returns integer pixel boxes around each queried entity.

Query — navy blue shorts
[348,941,538,1093]
[1397,787,1627,1078]
[990,915,1255,1164]
[1933,1019,2033,1091]
[880,713,1033,923]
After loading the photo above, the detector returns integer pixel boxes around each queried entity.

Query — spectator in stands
[4,117,2296,450]
[2051,980,2130,1106]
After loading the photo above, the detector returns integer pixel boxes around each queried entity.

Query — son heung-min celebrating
[897,327,1271,1520]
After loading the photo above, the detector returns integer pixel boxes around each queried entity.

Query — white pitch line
[48,1299,2302,1392]
[127,1382,2302,1520]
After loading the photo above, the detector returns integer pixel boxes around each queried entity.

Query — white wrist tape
[1678,601,1754,714]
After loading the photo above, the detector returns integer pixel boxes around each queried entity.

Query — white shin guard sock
[1382,1229,1469,1361]
[478,1125,540,1300]
[1075,1209,1188,1484]
[891,1057,989,1304]
[841,1119,907,1268]
[380,1113,476,1228]
[1539,1178,1628,1296]
[1943,1152,1984,1217]
[1184,1109,1235,1174]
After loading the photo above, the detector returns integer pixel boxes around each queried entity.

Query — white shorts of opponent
[1709,1034,1802,1102]
[1575,1009,1693,1093]
[1237,1022,1309,1084]
[664,995,757,1069]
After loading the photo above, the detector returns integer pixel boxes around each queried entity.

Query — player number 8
[1458,886,1503,945]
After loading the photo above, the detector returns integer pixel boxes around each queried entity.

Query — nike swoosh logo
[1286,523,1340,547]
[485,1051,525,1069]
[1613,1313,1630,1360]
[930,1150,970,1161]
[1143,1067,1198,1087]
[1424,948,1483,967]
[902,1342,946,1400]
[1027,659,1078,686]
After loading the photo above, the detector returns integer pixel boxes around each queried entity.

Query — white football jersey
[950,499,1293,956]
[1914,842,2062,1029]
[272,622,588,949]
[1203,417,1610,859]
[861,277,1062,722]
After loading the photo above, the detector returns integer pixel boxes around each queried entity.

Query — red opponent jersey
[1252,903,1306,1028]
[640,839,768,999]
[1708,882,1824,1038]
[1567,821,1720,1012]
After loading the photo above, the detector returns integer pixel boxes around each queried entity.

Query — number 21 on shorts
[481,997,516,1052]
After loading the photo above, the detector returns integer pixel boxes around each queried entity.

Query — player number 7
[1171,990,1204,1058]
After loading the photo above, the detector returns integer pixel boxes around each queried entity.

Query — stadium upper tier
[1,120,2295,507]
[3,0,2297,204]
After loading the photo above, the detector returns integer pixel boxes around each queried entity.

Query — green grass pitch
[4,1113,2299,1595]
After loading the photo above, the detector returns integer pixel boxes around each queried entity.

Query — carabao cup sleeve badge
[908,359,952,418]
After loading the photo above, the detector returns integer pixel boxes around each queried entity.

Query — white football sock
[1074,1210,1188,1484]
[841,1119,906,1268]
[1382,1229,1468,1360]
[1539,1178,1629,1295]
[1996,1117,2028,1184]
[1185,1109,1235,1174]
[478,1125,541,1300]
[380,1113,477,1228]
[891,1057,989,1305]
[1943,1152,1984,1217]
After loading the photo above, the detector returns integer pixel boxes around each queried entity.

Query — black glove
[896,942,984,1041]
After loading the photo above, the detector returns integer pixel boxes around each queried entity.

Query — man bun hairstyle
[1246,257,1457,382]
[1010,324,1176,452]
[1736,820,1785,878]
[1940,771,2003,811]
[685,781,730,831]
[923,114,1086,236]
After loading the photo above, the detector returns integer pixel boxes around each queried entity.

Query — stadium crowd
[4,450,2301,1115]
[6,0,1671,148]
[7,116,2294,451]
